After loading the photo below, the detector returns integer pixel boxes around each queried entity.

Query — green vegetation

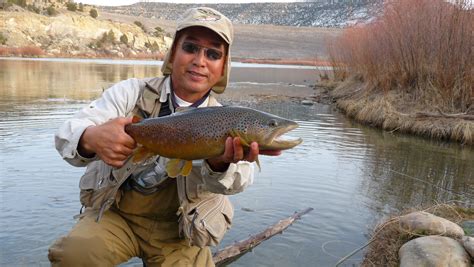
[78,3,84,12]
[153,26,164,37]
[66,2,77,12]
[7,0,26,8]
[120,34,128,45]
[134,21,146,32]
[92,30,116,49]
[145,41,160,52]
[0,32,7,45]
[89,8,98,18]
[46,5,58,16]
[26,4,40,14]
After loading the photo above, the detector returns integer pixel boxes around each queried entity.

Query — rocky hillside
[100,0,383,28]
[0,7,171,58]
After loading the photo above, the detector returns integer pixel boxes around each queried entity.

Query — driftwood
[213,207,314,266]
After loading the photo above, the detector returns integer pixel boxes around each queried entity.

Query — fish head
[238,109,303,150]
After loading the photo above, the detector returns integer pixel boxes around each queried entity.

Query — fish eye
[268,119,278,127]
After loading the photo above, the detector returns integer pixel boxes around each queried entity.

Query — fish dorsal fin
[132,146,154,163]
[166,159,193,178]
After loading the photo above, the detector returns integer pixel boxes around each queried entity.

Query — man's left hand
[207,137,281,172]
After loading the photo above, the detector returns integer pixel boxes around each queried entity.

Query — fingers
[232,137,244,162]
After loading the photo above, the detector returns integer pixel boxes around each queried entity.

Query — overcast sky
[78,0,304,6]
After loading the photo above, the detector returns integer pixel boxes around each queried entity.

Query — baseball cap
[161,7,234,94]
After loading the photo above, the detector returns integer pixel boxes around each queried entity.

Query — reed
[329,0,473,113]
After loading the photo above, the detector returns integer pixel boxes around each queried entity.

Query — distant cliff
[100,0,383,28]
[0,6,171,58]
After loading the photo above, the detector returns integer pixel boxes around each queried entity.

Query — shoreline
[0,56,328,69]
[317,80,474,146]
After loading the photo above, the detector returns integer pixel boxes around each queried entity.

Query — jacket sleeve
[54,78,142,167]
[200,160,255,195]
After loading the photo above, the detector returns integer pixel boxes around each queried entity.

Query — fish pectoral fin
[166,159,193,178]
[132,146,154,163]
[229,130,251,147]
[132,115,143,123]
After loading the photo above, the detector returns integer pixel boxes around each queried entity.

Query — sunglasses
[181,41,224,61]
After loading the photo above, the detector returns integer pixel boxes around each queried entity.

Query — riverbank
[315,79,474,145]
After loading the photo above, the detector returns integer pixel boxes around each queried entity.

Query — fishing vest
[78,76,233,247]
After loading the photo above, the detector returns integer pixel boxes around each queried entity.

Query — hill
[100,0,383,28]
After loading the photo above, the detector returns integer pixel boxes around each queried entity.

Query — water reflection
[0,58,472,266]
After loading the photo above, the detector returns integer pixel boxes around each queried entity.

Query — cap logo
[195,8,221,21]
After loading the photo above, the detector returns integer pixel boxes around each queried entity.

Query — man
[49,7,280,266]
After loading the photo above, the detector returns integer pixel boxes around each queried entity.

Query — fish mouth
[264,122,303,150]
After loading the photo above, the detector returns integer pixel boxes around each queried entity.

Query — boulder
[399,236,470,267]
[399,211,465,238]
[462,236,474,259]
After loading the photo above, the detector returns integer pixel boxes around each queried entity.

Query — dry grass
[333,88,474,144]
[328,0,473,113]
[361,202,474,266]
[0,46,45,57]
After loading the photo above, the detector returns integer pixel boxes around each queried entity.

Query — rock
[301,100,314,105]
[461,220,474,236]
[0,11,170,57]
[462,236,474,258]
[399,211,465,238]
[399,236,470,267]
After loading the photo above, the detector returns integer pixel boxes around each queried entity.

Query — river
[0,58,472,266]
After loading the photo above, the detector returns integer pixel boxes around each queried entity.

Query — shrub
[27,4,40,13]
[328,0,473,112]
[145,41,160,52]
[153,26,165,37]
[134,21,146,32]
[7,0,26,8]
[120,34,128,45]
[89,8,98,18]
[66,2,77,11]
[78,3,84,12]
[0,32,7,45]
[46,5,58,16]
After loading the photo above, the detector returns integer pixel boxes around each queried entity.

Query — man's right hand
[78,117,137,168]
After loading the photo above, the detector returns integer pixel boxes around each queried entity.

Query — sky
[78,0,304,6]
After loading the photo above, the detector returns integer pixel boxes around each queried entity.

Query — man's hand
[78,117,136,168]
[207,137,282,172]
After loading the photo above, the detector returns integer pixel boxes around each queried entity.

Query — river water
[0,58,472,266]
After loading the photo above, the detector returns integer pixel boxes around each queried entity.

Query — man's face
[170,27,227,101]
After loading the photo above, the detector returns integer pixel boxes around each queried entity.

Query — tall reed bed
[328,0,473,112]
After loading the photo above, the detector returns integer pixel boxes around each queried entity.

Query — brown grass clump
[0,46,45,57]
[328,0,473,121]
[361,202,474,266]
[337,0,472,110]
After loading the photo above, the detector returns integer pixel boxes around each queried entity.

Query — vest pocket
[177,194,234,248]
[78,161,114,208]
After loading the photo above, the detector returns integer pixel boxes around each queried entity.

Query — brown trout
[125,106,302,177]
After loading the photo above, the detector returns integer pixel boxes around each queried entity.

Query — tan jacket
[55,76,254,223]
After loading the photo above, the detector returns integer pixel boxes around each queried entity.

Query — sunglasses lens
[182,42,199,54]
[206,49,223,60]
[181,42,223,61]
